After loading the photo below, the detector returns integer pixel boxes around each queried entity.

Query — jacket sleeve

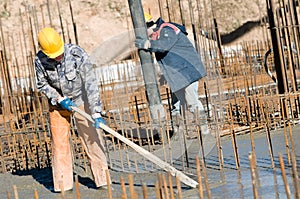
[74,47,103,114]
[149,27,180,53]
[35,58,61,105]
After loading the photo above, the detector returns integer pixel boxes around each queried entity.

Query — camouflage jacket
[34,44,102,114]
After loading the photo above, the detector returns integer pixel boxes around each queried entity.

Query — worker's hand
[92,113,106,129]
[135,38,151,50]
[58,97,76,111]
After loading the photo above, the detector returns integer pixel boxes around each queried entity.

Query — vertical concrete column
[127,0,165,122]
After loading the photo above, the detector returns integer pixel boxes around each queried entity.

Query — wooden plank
[71,106,198,188]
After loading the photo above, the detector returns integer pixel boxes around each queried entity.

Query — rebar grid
[0,0,300,198]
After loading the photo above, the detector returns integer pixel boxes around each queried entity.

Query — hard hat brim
[45,42,65,59]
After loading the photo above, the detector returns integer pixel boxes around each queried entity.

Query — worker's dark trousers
[50,104,109,192]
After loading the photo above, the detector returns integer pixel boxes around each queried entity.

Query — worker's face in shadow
[53,53,64,62]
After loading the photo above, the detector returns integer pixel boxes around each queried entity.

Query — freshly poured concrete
[0,124,299,198]
[184,125,299,198]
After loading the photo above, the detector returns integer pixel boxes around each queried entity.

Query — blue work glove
[135,38,151,50]
[58,97,76,111]
[92,113,106,129]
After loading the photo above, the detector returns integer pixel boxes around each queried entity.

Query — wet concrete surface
[196,124,300,199]
[0,124,299,198]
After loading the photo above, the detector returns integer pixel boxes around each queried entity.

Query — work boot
[171,108,180,117]
[195,109,210,135]
[53,187,73,193]
[200,123,210,135]
[97,184,114,190]
[170,113,184,141]
[186,130,199,139]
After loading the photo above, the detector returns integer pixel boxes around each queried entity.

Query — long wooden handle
[71,106,198,188]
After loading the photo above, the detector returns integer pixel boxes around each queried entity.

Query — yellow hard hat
[38,27,64,58]
[144,12,153,23]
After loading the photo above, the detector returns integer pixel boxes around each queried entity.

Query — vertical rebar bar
[279,154,291,199]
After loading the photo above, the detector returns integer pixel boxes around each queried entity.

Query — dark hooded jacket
[149,18,207,92]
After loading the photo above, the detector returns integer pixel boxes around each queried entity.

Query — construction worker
[34,27,110,192]
[135,13,210,136]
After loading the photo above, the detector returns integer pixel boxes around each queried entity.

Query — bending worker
[34,27,110,192]
[135,13,210,136]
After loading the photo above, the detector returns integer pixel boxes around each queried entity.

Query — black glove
[135,38,151,50]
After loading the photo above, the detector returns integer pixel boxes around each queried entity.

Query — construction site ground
[0,123,299,199]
